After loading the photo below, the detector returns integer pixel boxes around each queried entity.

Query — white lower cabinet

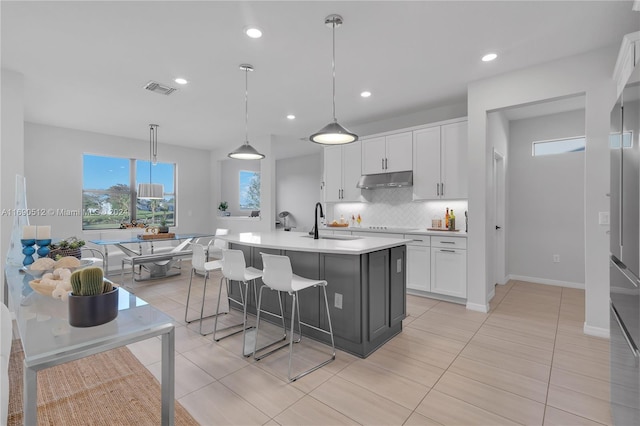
[430,237,467,298]
[405,235,431,292]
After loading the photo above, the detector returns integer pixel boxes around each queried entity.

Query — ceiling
[2,1,638,158]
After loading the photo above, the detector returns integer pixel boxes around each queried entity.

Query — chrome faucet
[309,202,324,239]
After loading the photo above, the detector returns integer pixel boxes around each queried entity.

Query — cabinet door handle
[412,239,424,242]
[441,182,444,196]
[385,158,388,169]
[381,158,385,170]
[440,241,455,244]
[440,249,456,253]
[436,183,440,196]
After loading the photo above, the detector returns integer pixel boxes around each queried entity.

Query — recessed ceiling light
[286,114,296,120]
[360,91,372,98]
[245,27,263,39]
[482,53,498,62]
[174,78,188,85]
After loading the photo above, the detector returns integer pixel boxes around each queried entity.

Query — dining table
[89,232,215,278]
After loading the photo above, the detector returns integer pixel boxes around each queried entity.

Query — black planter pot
[68,287,119,327]
[158,226,169,234]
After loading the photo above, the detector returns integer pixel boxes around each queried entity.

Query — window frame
[531,135,586,157]
[82,153,176,230]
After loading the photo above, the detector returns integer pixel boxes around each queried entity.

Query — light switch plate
[599,212,610,225]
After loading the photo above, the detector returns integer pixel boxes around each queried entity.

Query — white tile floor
[126,267,612,425]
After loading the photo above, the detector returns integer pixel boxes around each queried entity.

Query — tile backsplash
[329,187,468,230]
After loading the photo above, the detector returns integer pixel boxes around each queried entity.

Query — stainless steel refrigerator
[610,80,640,425]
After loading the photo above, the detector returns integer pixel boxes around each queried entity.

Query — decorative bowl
[25,259,93,277]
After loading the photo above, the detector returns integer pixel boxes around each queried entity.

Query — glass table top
[4,265,174,367]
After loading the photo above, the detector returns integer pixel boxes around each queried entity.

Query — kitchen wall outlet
[553,254,560,263]
[334,293,343,309]
[599,212,610,225]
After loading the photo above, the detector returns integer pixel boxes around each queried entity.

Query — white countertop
[218,231,411,255]
[326,227,468,238]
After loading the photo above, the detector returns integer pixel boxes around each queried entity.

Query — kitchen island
[218,231,410,358]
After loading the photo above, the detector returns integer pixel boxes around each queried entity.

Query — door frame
[493,149,507,286]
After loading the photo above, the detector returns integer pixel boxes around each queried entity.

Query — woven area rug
[8,339,199,425]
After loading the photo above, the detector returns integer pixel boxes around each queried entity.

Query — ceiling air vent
[143,81,177,96]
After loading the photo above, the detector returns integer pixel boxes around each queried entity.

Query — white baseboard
[583,322,609,339]
[488,287,496,302]
[507,274,584,290]
[466,302,490,313]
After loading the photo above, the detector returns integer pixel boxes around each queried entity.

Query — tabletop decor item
[158,212,169,233]
[47,236,85,260]
[21,238,36,266]
[68,267,119,327]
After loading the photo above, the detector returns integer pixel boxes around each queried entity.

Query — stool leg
[213,277,250,342]
[287,292,297,380]
[184,267,196,323]
[253,288,288,360]
[322,285,336,357]
[197,271,209,335]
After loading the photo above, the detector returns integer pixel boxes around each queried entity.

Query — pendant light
[228,64,265,160]
[309,14,358,145]
[137,124,164,199]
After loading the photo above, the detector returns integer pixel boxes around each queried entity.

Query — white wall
[23,123,213,240]
[508,109,586,287]
[467,46,617,337]
[220,159,260,216]
[275,153,321,233]
[1,69,25,304]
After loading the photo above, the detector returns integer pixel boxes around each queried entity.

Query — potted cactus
[68,267,119,327]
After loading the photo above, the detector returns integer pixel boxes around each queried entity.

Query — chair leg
[253,287,288,361]
[286,285,336,382]
[184,267,196,323]
[213,278,249,342]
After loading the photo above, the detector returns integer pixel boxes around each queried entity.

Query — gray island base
[219,231,408,358]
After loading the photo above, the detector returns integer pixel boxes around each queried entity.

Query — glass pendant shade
[137,183,164,199]
[228,142,265,160]
[309,120,358,145]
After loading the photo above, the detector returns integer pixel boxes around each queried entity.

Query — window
[609,131,633,149]
[239,170,260,210]
[82,154,176,230]
[532,136,585,156]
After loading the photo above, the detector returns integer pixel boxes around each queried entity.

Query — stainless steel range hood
[356,171,413,189]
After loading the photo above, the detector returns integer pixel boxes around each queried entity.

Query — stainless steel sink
[301,235,362,241]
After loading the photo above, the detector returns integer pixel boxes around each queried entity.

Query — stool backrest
[221,249,247,281]
[260,253,294,292]
[191,244,207,272]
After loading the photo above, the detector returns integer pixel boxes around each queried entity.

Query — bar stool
[254,253,335,381]
[213,249,271,356]
[184,244,223,335]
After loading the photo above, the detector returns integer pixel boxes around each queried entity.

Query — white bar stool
[213,249,275,356]
[255,253,335,381]
[184,244,223,335]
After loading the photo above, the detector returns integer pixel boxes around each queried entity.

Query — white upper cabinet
[362,132,413,174]
[323,141,363,202]
[413,121,467,200]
